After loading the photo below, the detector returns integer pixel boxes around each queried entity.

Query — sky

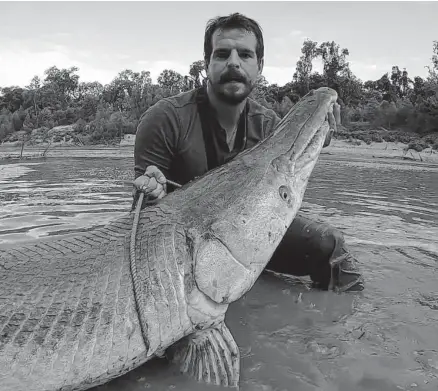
[0,1,437,89]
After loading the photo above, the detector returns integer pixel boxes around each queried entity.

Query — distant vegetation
[1,39,438,150]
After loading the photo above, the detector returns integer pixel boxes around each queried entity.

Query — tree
[157,69,185,93]
[22,76,43,127]
[337,74,364,107]
[0,108,14,141]
[0,86,25,112]
[103,69,153,117]
[42,66,80,108]
[302,40,359,114]
[400,69,413,97]
[250,75,270,101]
[390,66,413,98]
[188,60,207,88]
[3,41,438,145]
[374,73,397,102]
[316,41,350,91]
[426,40,438,81]
[74,81,104,121]
[293,39,319,95]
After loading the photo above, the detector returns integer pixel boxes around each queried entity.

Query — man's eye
[215,51,229,58]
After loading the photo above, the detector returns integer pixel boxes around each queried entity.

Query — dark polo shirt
[134,86,281,189]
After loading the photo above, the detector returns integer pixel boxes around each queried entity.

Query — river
[1,155,437,391]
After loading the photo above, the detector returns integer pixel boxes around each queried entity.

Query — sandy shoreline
[1,139,437,164]
[326,139,438,164]
[0,144,135,160]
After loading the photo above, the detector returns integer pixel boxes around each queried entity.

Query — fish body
[0,87,338,390]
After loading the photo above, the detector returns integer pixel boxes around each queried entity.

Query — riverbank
[1,139,437,164]
[325,139,438,164]
[0,144,135,160]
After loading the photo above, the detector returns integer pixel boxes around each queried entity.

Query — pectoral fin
[167,322,240,388]
[194,236,253,304]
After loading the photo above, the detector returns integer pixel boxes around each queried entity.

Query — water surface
[1,155,437,391]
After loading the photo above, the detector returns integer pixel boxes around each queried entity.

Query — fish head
[195,87,339,289]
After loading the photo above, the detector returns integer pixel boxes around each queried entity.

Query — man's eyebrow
[239,48,255,54]
[214,47,255,53]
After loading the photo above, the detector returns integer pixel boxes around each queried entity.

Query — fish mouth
[271,88,337,178]
[293,121,330,174]
[271,116,331,178]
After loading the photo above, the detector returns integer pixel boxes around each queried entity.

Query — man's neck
[206,83,246,133]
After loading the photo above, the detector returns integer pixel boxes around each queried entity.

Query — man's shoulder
[158,89,199,111]
[247,97,280,121]
[138,89,198,127]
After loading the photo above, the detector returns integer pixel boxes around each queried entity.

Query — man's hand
[329,102,341,133]
[132,165,167,201]
[323,102,341,148]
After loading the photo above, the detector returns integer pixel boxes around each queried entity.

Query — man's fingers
[327,110,337,133]
[148,183,166,199]
[145,165,167,185]
[142,177,159,193]
[133,176,156,192]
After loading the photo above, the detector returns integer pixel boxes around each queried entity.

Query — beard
[209,69,255,105]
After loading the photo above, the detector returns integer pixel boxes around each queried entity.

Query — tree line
[0,39,437,147]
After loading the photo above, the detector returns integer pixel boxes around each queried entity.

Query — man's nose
[227,50,241,68]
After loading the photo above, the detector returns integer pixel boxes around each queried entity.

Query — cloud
[288,30,304,37]
[115,53,131,60]
[262,65,295,86]
[271,32,306,48]
[348,60,393,81]
[40,32,72,40]
[0,42,117,87]
[0,35,190,89]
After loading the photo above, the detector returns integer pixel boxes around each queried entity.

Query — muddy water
[1,156,437,391]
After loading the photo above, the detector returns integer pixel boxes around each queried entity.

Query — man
[133,13,364,292]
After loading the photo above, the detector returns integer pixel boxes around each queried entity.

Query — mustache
[219,70,247,84]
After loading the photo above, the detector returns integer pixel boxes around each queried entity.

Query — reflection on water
[0,159,133,246]
[0,156,438,391]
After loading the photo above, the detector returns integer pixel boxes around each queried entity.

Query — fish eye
[279,185,291,202]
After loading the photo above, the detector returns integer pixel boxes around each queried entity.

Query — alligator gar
[0,87,338,391]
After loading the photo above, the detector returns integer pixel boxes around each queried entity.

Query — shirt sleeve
[134,99,181,180]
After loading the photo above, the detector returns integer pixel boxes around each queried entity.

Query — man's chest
[171,122,265,186]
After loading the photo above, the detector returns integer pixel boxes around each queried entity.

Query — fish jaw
[270,87,338,177]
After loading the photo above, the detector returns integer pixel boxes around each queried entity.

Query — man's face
[206,28,263,105]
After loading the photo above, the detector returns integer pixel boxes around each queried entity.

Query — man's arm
[134,99,180,180]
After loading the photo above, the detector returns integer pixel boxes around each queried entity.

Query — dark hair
[203,13,264,67]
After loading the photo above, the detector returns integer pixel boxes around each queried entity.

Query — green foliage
[1,42,438,145]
